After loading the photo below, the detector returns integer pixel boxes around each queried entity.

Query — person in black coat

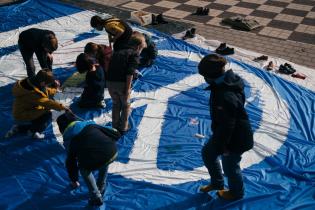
[198,54,253,200]
[75,53,105,108]
[56,112,121,206]
[18,28,58,77]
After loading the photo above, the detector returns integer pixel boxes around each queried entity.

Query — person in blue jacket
[198,54,254,200]
[57,112,121,206]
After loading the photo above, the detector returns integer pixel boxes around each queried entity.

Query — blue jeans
[80,164,108,200]
[202,141,244,197]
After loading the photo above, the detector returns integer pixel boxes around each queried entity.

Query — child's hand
[70,181,80,189]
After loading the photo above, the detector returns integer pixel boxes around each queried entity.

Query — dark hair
[84,42,99,56]
[42,34,58,53]
[56,112,77,134]
[35,69,55,84]
[198,54,227,78]
[90,15,103,28]
[128,34,144,49]
[75,53,94,73]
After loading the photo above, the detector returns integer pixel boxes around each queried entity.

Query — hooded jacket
[12,78,65,121]
[207,70,253,154]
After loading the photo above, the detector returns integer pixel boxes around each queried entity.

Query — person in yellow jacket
[5,69,70,139]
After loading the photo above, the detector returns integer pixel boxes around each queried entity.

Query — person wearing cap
[18,28,58,77]
[90,15,132,51]
[75,53,106,108]
[56,112,120,206]
[5,69,69,139]
[197,54,253,200]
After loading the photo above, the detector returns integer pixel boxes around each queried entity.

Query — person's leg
[200,141,224,191]
[221,153,244,198]
[34,50,49,70]
[30,112,52,133]
[96,164,109,196]
[80,168,103,205]
[107,82,122,130]
[18,42,36,77]
[119,89,131,132]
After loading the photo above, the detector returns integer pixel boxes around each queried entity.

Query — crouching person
[198,54,254,200]
[56,112,121,206]
[5,69,68,139]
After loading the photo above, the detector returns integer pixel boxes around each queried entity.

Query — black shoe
[190,28,196,37]
[202,8,209,15]
[156,14,168,24]
[284,63,296,74]
[193,7,203,15]
[183,28,196,40]
[279,65,291,74]
[88,197,103,206]
[216,43,226,51]
[151,14,158,25]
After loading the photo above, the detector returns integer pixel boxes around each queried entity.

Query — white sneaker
[27,131,45,139]
[5,125,19,138]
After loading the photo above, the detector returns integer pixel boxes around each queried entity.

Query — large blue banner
[0,1,314,209]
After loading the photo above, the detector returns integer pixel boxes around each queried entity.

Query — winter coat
[207,70,254,154]
[63,122,120,182]
[12,78,65,121]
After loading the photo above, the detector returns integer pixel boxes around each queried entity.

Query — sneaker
[217,190,243,201]
[88,197,103,206]
[279,65,291,74]
[5,125,19,138]
[253,55,268,61]
[284,63,296,74]
[266,61,274,71]
[27,131,45,139]
[200,184,224,193]
[216,46,234,55]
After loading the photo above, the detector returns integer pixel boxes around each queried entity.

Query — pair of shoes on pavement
[193,7,209,16]
[200,184,243,201]
[215,43,234,55]
[182,28,196,40]
[151,13,168,25]
[279,63,296,74]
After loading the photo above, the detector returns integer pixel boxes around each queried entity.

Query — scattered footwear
[156,14,168,24]
[266,61,274,71]
[182,28,196,40]
[291,72,306,80]
[88,197,103,206]
[222,16,261,31]
[279,64,295,74]
[97,101,106,108]
[253,55,268,61]
[5,125,19,138]
[217,190,243,201]
[200,184,224,193]
[193,7,209,16]
[151,14,158,25]
[202,8,209,15]
[193,7,203,15]
[215,43,234,55]
[284,63,296,73]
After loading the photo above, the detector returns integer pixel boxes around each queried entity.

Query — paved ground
[1,0,315,69]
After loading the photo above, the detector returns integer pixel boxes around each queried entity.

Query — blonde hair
[131,31,147,49]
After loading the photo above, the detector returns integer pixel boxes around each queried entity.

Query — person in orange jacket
[5,69,70,139]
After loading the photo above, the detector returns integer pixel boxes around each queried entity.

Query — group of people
[4,15,253,206]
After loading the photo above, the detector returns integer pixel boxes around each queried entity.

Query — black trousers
[18,42,52,77]
[17,112,52,133]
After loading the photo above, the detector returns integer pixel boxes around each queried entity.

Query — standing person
[90,16,132,51]
[106,35,144,134]
[75,53,106,108]
[198,54,254,200]
[56,112,121,206]
[18,28,58,77]
[5,70,68,139]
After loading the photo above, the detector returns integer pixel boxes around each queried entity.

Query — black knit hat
[56,112,77,134]
[198,54,227,79]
